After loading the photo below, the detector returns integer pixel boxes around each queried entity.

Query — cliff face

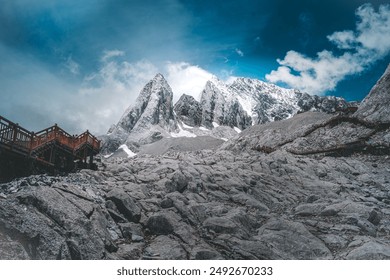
[117,73,178,133]
[354,64,390,123]
[174,94,202,127]
[199,79,252,130]
[101,74,179,154]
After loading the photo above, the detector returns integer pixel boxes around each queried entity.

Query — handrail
[74,130,101,151]
[0,115,101,156]
[0,115,32,136]
[0,116,33,153]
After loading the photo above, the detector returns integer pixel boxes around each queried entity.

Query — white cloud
[78,54,158,133]
[165,62,214,101]
[267,50,363,94]
[219,69,237,84]
[78,53,217,133]
[64,56,80,75]
[235,48,244,57]
[101,49,125,62]
[1,45,226,135]
[266,3,390,95]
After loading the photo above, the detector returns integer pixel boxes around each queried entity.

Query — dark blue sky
[0,0,389,134]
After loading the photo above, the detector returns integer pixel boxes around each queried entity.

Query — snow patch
[199,126,209,131]
[171,130,197,138]
[212,122,220,128]
[236,95,252,115]
[104,153,113,159]
[181,122,194,129]
[221,138,228,141]
[119,144,136,158]
[171,124,197,138]
[234,127,242,133]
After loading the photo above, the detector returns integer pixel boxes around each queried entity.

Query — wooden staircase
[0,115,101,181]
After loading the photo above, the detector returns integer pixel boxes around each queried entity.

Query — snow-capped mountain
[199,78,252,130]
[101,73,356,155]
[101,74,179,154]
[228,77,353,125]
[175,76,354,131]
[117,73,177,133]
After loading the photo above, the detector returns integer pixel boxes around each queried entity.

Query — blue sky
[1,0,389,134]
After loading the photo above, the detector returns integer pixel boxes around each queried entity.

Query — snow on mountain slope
[101,74,179,154]
[229,77,352,125]
[199,78,252,130]
[101,72,355,156]
[117,73,178,134]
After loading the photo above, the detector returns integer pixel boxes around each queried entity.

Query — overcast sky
[1,0,389,135]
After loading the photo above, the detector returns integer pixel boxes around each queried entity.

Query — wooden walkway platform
[0,115,101,181]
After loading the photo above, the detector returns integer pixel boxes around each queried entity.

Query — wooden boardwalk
[0,115,101,181]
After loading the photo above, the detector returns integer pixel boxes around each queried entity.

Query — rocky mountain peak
[174,94,202,127]
[116,72,176,133]
[199,78,251,130]
[100,73,178,154]
[152,73,169,85]
[102,71,357,155]
[354,64,390,123]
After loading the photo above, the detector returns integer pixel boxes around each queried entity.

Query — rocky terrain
[0,65,389,260]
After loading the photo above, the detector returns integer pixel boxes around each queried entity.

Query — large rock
[346,241,390,260]
[0,186,112,259]
[0,232,30,260]
[256,218,332,259]
[354,64,390,123]
[106,188,141,223]
[146,213,175,235]
[143,235,187,260]
[202,217,237,234]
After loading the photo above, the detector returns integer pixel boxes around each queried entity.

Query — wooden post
[29,132,34,155]
[54,124,58,140]
[89,148,93,168]
[11,124,17,150]
[49,146,56,165]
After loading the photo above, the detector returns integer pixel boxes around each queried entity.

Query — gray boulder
[256,218,332,259]
[106,188,141,223]
[354,64,390,123]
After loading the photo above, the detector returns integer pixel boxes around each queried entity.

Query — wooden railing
[32,125,74,151]
[0,115,101,156]
[0,115,32,154]
[74,130,100,151]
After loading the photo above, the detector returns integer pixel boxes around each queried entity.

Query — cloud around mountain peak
[266,3,390,96]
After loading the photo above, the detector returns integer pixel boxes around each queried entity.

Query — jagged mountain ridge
[175,76,355,130]
[102,73,355,155]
